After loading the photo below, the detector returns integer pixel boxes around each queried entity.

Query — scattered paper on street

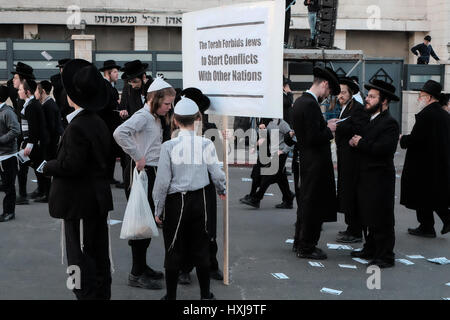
[396,259,414,265]
[309,261,325,267]
[241,178,252,182]
[327,243,353,250]
[339,264,357,269]
[427,257,450,265]
[320,288,342,295]
[108,219,122,226]
[406,255,425,259]
[271,273,289,279]
[285,239,294,244]
[352,258,369,264]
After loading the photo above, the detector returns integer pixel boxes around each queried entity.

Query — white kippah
[147,75,172,93]
[174,96,199,115]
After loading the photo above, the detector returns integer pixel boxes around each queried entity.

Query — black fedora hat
[338,77,360,95]
[62,59,110,112]
[120,60,149,80]
[364,79,400,102]
[0,85,9,102]
[313,66,341,96]
[56,58,71,68]
[419,80,442,100]
[180,87,210,113]
[99,60,122,72]
[11,62,35,80]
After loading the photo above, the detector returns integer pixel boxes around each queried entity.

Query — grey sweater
[267,118,294,155]
[0,103,21,156]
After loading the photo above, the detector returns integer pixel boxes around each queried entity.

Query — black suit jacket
[22,98,49,146]
[355,110,399,227]
[119,82,144,116]
[43,110,113,219]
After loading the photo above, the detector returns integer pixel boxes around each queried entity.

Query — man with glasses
[400,80,450,238]
[349,79,400,268]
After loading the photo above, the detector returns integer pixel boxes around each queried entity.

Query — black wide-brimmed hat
[418,80,442,100]
[120,60,149,80]
[179,87,210,113]
[313,66,341,96]
[11,62,35,80]
[364,79,400,102]
[339,77,360,95]
[0,85,9,102]
[99,60,122,72]
[62,59,110,112]
[56,58,71,68]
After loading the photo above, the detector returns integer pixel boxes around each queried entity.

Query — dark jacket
[400,102,450,210]
[21,98,49,147]
[119,82,144,117]
[41,97,64,160]
[293,92,337,222]
[50,73,73,128]
[304,0,319,12]
[0,103,21,156]
[283,91,294,127]
[411,43,440,64]
[43,110,113,220]
[335,99,369,213]
[355,110,399,228]
[97,79,121,132]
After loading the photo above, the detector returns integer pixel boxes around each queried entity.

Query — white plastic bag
[120,168,159,240]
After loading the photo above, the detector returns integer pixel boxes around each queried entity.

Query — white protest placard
[182,0,284,118]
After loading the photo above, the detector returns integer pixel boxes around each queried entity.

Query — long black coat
[50,73,73,128]
[119,82,144,117]
[355,110,399,228]
[400,102,450,210]
[293,92,337,223]
[335,99,369,213]
[41,97,64,160]
[43,110,113,220]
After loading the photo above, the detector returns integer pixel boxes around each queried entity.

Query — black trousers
[124,161,157,272]
[416,208,450,231]
[64,215,111,300]
[294,205,323,252]
[0,157,18,214]
[345,209,363,238]
[363,225,395,263]
[17,161,28,197]
[163,189,210,270]
[254,154,292,202]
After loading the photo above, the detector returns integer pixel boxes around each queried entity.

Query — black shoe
[210,269,223,281]
[178,272,191,285]
[109,179,120,185]
[368,259,395,269]
[115,182,125,189]
[0,213,15,222]
[128,273,163,290]
[275,201,293,209]
[144,266,164,280]
[241,196,260,208]
[292,242,298,253]
[239,194,251,203]
[28,189,42,199]
[338,230,349,236]
[441,221,450,235]
[336,234,363,243]
[201,292,216,300]
[34,195,48,203]
[408,227,436,238]
[350,249,374,260]
[160,295,168,300]
[16,196,29,205]
[297,247,327,260]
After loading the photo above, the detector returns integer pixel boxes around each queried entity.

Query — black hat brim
[11,71,35,80]
[62,59,110,112]
[181,88,211,113]
[313,67,340,96]
[121,63,149,80]
[99,64,122,72]
[364,83,400,102]
[339,79,360,95]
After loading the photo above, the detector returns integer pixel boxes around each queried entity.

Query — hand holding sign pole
[182,0,285,285]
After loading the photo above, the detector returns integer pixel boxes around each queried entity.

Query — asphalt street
[0,148,449,300]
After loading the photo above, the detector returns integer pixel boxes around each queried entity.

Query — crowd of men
[0,56,449,299]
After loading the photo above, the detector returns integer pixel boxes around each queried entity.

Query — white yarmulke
[174,96,199,115]
[147,75,172,93]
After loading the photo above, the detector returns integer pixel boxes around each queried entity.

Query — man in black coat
[401,80,450,237]
[283,77,294,127]
[50,58,73,128]
[97,60,125,187]
[335,77,370,243]
[42,59,113,300]
[349,79,400,269]
[17,79,50,203]
[9,62,35,205]
[36,80,64,161]
[292,66,340,260]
